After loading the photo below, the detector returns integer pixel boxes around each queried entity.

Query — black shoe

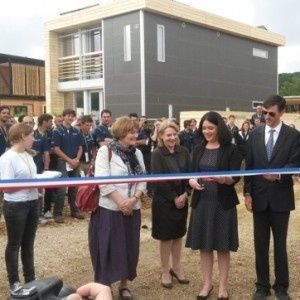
[275,291,291,300]
[169,268,189,284]
[197,286,214,299]
[252,289,271,300]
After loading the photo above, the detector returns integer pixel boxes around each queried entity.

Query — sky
[0,0,299,73]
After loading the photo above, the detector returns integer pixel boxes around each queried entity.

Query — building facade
[45,0,285,119]
[0,54,45,116]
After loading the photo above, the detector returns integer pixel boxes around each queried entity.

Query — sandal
[119,287,133,300]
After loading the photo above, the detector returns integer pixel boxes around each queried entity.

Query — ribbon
[0,167,299,190]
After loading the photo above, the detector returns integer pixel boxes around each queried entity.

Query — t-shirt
[0,149,38,202]
[93,124,112,146]
[52,125,83,159]
[32,129,50,173]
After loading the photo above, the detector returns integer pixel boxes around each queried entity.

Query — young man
[52,109,84,223]
[178,119,194,153]
[0,105,10,156]
[79,115,96,175]
[93,109,113,148]
[244,95,300,300]
[227,114,239,145]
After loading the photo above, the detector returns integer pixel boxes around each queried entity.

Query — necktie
[266,129,275,161]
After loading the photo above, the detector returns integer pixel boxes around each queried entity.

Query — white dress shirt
[265,122,282,146]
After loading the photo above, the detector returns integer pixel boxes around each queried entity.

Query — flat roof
[0,53,44,66]
[45,0,285,46]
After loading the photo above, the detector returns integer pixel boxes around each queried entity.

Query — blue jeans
[4,200,39,285]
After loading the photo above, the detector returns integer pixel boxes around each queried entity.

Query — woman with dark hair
[0,123,39,293]
[237,121,251,158]
[186,111,242,299]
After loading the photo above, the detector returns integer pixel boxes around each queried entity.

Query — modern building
[0,53,45,116]
[45,0,285,119]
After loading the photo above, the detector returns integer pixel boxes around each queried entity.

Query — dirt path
[0,185,299,299]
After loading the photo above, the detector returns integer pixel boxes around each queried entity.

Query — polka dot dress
[186,148,239,252]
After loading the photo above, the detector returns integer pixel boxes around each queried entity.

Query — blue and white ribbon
[0,168,299,190]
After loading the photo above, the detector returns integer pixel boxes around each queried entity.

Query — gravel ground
[0,184,299,299]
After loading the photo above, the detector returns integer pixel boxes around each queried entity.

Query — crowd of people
[0,94,299,300]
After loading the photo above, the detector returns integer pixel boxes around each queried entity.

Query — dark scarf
[109,139,144,176]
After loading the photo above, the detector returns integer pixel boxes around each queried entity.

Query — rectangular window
[60,33,79,57]
[253,48,268,59]
[123,25,131,62]
[157,24,165,62]
[83,28,101,53]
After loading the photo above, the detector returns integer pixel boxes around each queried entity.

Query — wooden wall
[11,64,45,97]
[0,63,10,95]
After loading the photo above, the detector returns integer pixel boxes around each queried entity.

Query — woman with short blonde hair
[151,119,191,289]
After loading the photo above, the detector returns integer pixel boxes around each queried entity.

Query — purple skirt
[88,207,141,285]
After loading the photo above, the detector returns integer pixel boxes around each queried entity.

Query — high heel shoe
[169,268,190,284]
[161,273,173,289]
[197,286,214,299]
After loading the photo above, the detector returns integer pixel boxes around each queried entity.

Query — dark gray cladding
[144,12,277,119]
[103,11,142,117]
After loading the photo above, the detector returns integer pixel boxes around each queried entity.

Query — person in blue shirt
[0,105,10,156]
[79,115,96,175]
[93,109,113,148]
[178,119,194,153]
[52,109,84,223]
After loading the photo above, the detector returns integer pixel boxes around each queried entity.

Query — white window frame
[253,48,268,59]
[123,25,131,62]
[157,24,165,62]
[252,100,263,109]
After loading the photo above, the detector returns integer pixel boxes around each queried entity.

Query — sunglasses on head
[262,110,276,117]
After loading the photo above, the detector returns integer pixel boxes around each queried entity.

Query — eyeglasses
[262,110,276,117]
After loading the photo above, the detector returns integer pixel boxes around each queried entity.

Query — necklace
[17,152,32,177]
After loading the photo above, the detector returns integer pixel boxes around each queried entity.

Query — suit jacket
[191,142,242,210]
[244,123,300,212]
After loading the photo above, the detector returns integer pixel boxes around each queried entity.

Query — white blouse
[0,149,38,202]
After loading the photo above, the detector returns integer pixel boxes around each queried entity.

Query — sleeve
[52,128,62,148]
[151,149,178,201]
[0,156,15,179]
[93,126,106,143]
[42,136,50,153]
[228,145,243,184]
[94,146,117,196]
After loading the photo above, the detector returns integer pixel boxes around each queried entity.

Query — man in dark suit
[244,95,300,300]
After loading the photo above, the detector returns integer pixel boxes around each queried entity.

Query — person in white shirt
[89,116,146,300]
[0,123,39,294]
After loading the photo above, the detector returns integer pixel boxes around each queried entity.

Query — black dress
[151,145,190,240]
[186,148,239,252]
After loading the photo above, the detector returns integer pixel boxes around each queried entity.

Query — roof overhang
[45,0,285,46]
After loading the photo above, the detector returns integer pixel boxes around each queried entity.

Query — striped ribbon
[0,168,300,190]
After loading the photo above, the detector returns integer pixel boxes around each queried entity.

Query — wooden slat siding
[39,67,45,97]
[26,66,40,96]
[0,64,10,95]
[45,0,284,46]
[12,64,26,95]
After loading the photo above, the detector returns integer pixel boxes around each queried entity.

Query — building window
[60,33,80,57]
[252,100,263,109]
[83,28,101,53]
[253,48,268,59]
[157,24,165,62]
[123,25,131,62]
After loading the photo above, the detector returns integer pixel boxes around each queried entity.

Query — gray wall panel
[104,12,141,117]
[144,12,278,118]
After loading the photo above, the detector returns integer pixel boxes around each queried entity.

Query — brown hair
[8,123,33,144]
[157,120,180,147]
[111,116,139,140]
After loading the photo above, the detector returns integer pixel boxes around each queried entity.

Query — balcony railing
[58,52,103,82]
